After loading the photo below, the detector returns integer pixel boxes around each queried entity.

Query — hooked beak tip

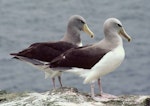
[91,34,94,38]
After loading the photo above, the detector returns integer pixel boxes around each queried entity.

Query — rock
[0,87,150,106]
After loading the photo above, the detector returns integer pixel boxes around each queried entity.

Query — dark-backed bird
[10,15,94,89]
[48,18,131,100]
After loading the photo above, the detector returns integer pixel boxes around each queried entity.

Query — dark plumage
[50,45,110,69]
[11,41,78,62]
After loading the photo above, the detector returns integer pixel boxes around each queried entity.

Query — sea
[0,0,150,95]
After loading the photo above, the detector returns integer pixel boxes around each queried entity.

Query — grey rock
[0,87,150,106]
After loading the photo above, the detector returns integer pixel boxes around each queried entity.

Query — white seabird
[49,18,132,100]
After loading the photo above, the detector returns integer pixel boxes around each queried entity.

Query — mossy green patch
[0,91,28,103]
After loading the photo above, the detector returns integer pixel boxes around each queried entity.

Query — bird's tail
[13,56,45,65]
[10,53,18,56]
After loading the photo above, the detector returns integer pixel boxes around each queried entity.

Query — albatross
[48,18,132,100]
[10,15,94,89]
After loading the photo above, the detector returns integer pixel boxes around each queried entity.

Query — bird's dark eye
[117,24,122,27]
[79,20,85,24]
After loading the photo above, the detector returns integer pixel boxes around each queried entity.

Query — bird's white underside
[66,44,125,84]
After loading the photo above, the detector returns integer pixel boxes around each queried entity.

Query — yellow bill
[119,27,132,42]
[83,24,94,38]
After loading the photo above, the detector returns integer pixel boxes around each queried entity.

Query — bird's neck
[104,31,123,48]
[61,28,82,47]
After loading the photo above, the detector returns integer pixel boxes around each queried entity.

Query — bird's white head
[103,18,131,42]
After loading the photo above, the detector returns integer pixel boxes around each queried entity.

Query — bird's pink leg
[97,78,117,99]
[98,78,103,96]
[90,83,95,98]
[58,76,63,87]
[52,78,56,89]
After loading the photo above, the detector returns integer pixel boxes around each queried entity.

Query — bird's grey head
[67,15,94,38]
[61,15,94,46]
[68,15,86,31]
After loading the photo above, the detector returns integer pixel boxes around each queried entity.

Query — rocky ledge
[0,87,150,106]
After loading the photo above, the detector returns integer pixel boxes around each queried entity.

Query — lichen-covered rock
[0,87,150,106]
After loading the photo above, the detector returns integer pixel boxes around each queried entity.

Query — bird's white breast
[84,45,125,84]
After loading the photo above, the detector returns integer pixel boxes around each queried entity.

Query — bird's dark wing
[10,41,78,62]
[50,46,110,69]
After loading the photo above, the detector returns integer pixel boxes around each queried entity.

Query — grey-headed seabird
[10,15,94,89]
[48,18,131,100]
